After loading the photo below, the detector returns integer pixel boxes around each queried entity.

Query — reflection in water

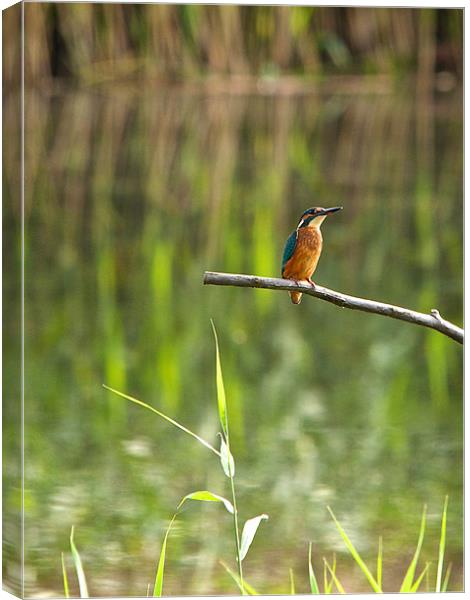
[4,83,462,595]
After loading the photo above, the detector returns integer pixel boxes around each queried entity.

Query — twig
[203,271,463,345]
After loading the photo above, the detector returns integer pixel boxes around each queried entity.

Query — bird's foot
[308,280,316,288]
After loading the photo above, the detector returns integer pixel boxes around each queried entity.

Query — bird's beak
[317,206,343,216]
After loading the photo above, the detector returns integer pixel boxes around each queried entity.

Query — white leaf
[218,433,235,478]
[240,514,269,561]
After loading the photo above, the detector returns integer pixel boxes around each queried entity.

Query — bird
[281,206,343,304]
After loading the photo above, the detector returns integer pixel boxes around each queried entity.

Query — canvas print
[2,2,463,597]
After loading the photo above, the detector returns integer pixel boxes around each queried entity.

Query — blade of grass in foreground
[442,562,452,592]
[323,558,329,594]
[154,491,235,596]
[289,568,296,594]
[323,555,336,594]
[153,514,177,597]
[210,320,245,594]
[308,543,320,594]
[436,495,449,592]
[410,562,431,592]
[103,385,220,457]
[61,552,70,598]
[70,527,89,598]
[210,319,229,438]
[376,536,383,590]
[327,507,382,592]
[220,561,258,595]
[399,504,427,592]
[323,558,346,594]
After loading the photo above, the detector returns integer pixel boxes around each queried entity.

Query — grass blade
[323,558,346,594]
[399,504,427,592]
[410,561,431,592]
[70,526,89,598]
[154,491,235,597]
[153,514,177,597]
[436,495,449,592]
[218,433,235,478]
[442,562,452,592]
[327,506,381,592]
[210,320,229,437]
[61,552,70,598]
[330,554,337,591]
[289,568,296,594]
[220,561,258,595]
[308,543,320,594]
[323,558,329,594]
[177,490,234,514]
[240,514,268,561]
[103,385,220,457]
[377,536,383,590]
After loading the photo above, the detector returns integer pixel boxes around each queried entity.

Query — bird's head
[297,206,343,229]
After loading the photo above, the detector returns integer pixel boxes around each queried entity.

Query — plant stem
[224,426,244,594]
[228,471,245,594]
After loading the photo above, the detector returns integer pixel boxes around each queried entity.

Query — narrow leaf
[399,504,427,592]
[70,527,89,598]
[323,558,329,594]
[218,433,235,478]
[410,562,431,592]
[327,506,381,592]
[436,495,449,592]
[220,561,259,595]
[153,514,177,597]
[210,320,229,437]
[289,568,296,594]
[239,514,269,561]
[323,558,346,594]
[377,536,383,590]
[61,552,70,598]
[146,583,151,597]
[308,543,320,594]
[330,554,337,592]
[442,562,452,592]
[103,385,220,457]
[178,490,234,514]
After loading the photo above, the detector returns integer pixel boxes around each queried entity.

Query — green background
[3,4,463,596]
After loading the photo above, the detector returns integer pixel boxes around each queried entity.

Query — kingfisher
[281,206,343,304]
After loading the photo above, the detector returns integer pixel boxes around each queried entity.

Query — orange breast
[282,228,323,280]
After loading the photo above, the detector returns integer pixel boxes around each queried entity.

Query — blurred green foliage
[3,80,462,595]
[16,5,462,85]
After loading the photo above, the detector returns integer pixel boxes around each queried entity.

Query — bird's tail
[290,291,302,305]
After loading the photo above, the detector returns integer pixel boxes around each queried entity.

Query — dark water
[4,82,463,595]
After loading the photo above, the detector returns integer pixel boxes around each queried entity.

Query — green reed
[18,5,462,88]
[103,321,268,595]
[59,319,454,595]
[101,325,452,595]
[61,496,452,595]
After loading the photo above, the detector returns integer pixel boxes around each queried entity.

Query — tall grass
[19,5,462,87]
[101,326,453,594]
[104,321,269,595]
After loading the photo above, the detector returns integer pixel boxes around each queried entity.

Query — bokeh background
[3,3,463,596]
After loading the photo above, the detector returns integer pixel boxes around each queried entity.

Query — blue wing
[281,230,297,274]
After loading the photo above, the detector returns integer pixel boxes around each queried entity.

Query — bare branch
[203,271,463,345]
